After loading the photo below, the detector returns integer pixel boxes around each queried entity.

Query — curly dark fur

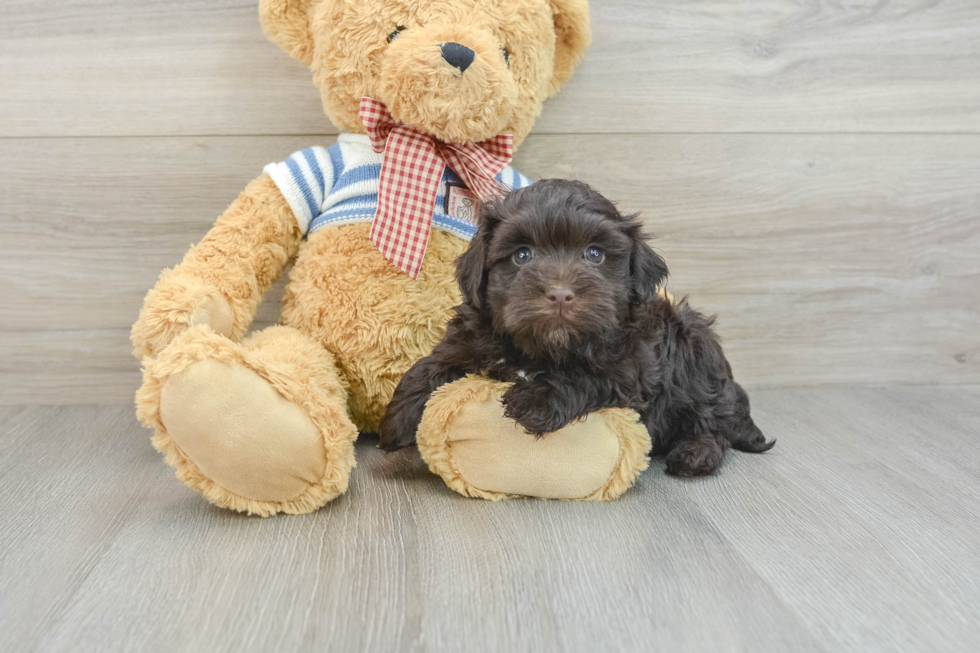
[378,180,774,476]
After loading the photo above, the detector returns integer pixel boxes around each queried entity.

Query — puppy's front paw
[377,409,418,452]
[502,385,570,436]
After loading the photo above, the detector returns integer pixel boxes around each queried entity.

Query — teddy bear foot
[137,324,358,516]
[416,376,652,501]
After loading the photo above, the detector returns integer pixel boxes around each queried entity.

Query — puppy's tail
[730,418,776,453]
[729,383,776,453]
[732,431,777,453]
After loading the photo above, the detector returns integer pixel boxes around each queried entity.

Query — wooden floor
[2,386,978,653]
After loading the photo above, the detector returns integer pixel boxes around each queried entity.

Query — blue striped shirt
[264,133,533,240]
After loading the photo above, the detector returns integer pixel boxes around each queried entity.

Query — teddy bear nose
[441,42,475,72]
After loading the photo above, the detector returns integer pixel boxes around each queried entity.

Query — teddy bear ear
[547,0,592,97]
[259,0,320,67]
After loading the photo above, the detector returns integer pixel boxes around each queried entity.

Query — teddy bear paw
[137,325,357,516]
[159,357,328,504]
[416,375,651,501]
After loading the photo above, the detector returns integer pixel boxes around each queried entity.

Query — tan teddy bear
[132,0,651,516]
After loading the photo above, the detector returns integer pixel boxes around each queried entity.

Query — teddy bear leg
[416,376,652,501]
[137,324,358,516]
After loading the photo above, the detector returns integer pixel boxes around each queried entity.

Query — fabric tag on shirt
[444,182,479,225]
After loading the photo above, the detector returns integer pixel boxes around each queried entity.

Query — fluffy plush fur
[262,0,590,146]
[379,180,775,476]
[415,375,651,501]
[132,0,591,515]
[138,324,357,517]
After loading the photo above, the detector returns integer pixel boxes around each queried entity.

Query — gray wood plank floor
[1,387,979,653]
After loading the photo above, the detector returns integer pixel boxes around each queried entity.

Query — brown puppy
[378,180,774,476]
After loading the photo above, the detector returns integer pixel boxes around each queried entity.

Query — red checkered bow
[359,97,514,279]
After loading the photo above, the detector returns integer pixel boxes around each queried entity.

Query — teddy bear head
[260,0,590,147]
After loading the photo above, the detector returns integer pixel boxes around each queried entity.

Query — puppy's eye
[585,246,605,264]
[501,47,510,65]
[512,247,533,266]
[387,26,407,44]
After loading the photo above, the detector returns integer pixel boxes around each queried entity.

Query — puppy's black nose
[441,42,475,72]
[547,287,575,305]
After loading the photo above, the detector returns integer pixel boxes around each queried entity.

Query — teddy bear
[132,0,652,516]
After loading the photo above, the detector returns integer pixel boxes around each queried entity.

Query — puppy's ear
[629,229,669,304]
[455,207,498,309]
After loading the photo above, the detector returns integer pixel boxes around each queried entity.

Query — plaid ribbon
[359,97,514,279]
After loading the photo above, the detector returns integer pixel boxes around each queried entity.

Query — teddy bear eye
[585,246,604,264]
[387,26,407,44]
[512,247,533,266]
[501,47,510,65]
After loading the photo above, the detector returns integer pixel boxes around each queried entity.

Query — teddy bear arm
[131,173,303,359]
